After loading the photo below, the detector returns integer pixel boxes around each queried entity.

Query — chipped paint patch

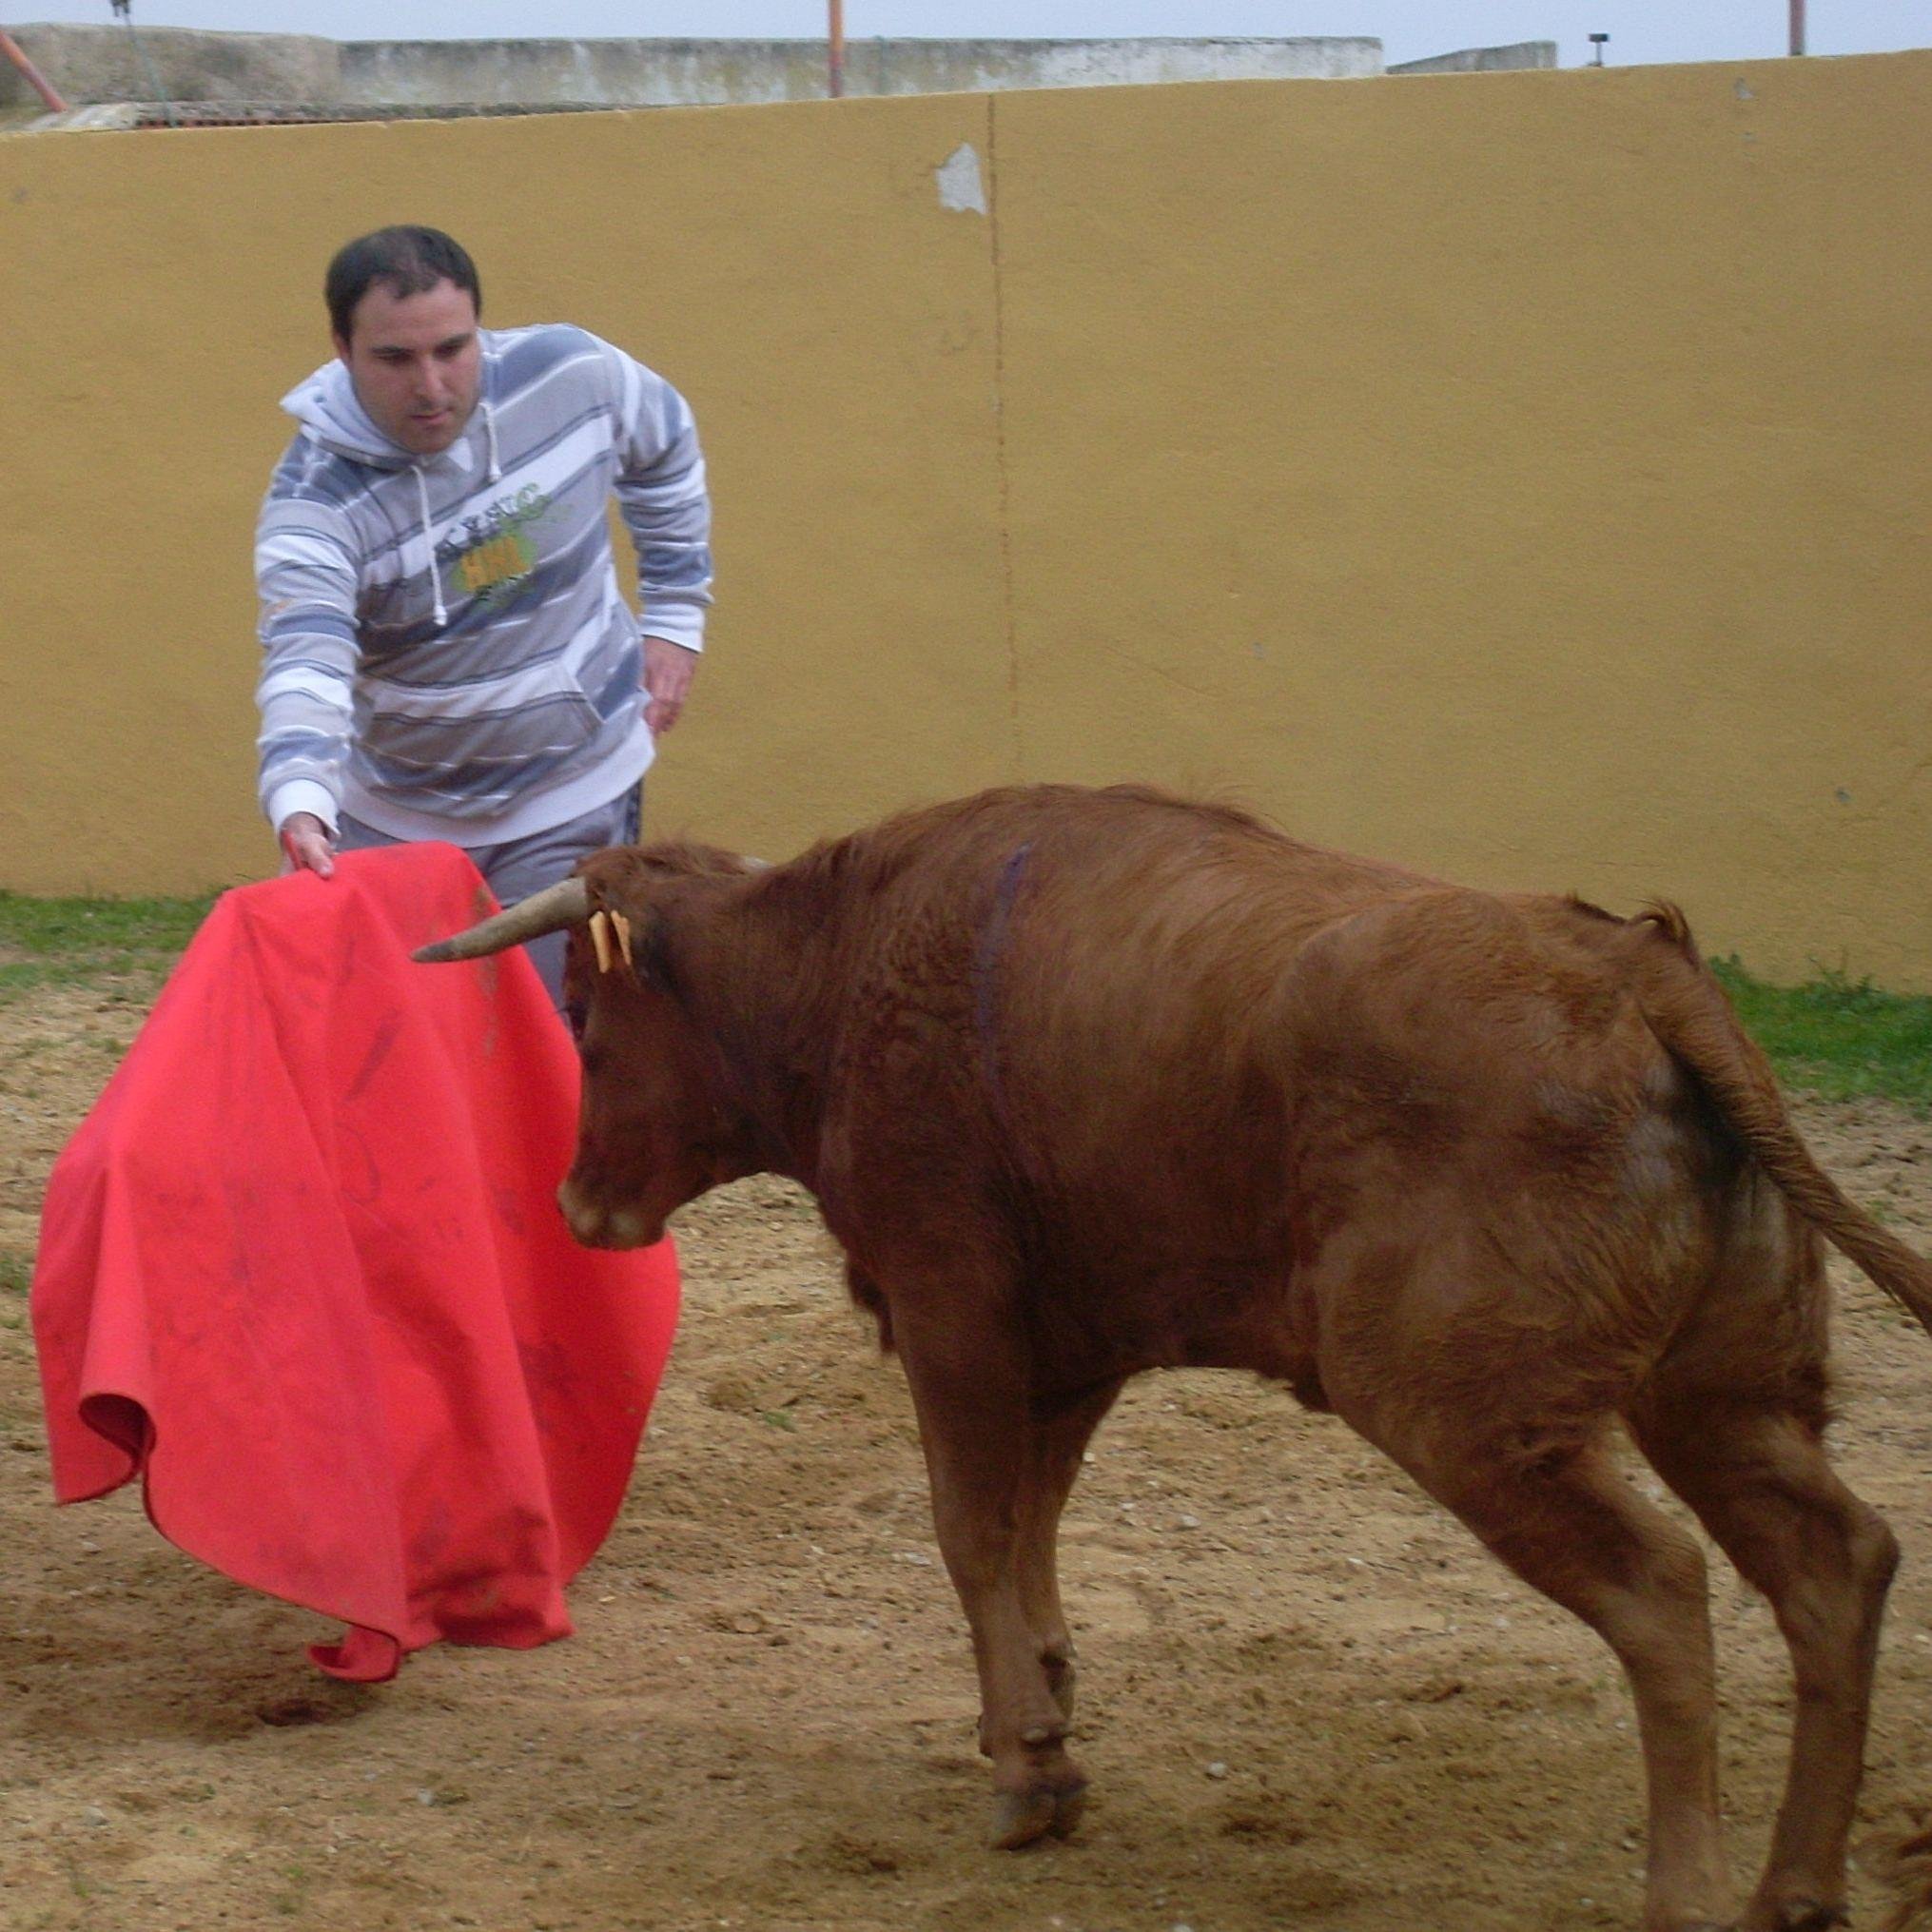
[935,142,986,215]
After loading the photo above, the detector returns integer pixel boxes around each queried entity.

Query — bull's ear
[597,898,678,995]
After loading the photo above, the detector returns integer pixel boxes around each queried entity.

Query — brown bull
[419,783,1932,1932]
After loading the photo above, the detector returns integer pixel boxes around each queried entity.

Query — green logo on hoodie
[445,484,551,612]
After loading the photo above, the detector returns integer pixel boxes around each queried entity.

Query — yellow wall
[3,54,1929,986]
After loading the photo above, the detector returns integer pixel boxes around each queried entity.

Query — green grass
[0,892,216,1002]
[1711,959,1932,1114]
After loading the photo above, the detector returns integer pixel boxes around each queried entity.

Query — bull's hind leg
[888,1286,1089,1849]
[1630,1362,1898,1930]
[1015,1378,1125,1730]
[1343,1399,1732,1932]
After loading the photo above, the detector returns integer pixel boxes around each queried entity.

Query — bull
[419,782,1932,1932]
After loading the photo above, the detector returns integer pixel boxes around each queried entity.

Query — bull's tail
[1624,904,1932,1339]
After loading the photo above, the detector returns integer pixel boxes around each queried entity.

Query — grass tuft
[0,892,216,957]
[1710,959,1932,1115]
[0,892,217,1005]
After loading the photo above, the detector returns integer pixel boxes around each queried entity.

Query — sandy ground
[7,977,1932,1932]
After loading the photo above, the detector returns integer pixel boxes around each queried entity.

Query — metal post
[828,0,845,97]
[1790,0,1806,55]
[0,28,68,111]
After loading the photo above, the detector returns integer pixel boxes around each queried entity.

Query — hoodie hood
[280,359,417,470]
[280,345,503,479]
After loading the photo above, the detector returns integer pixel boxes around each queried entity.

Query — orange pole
[0,29,68,111]
[829,0,845,97]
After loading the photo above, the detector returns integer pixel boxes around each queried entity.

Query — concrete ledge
[3,25,1560,121]
[0,24,338,107]
[342,36,1384,107]
[5,25,1385,112]
[1388,41,1558,75]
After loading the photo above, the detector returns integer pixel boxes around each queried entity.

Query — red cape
[31,844,678,1683]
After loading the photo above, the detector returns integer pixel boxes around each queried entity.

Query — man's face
[335,278,481,458]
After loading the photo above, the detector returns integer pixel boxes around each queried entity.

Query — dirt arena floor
[7,975,1932,1931]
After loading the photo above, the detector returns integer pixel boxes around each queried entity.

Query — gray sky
[10,1,1930,69]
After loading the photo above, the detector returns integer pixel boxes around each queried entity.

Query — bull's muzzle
[556,1177,654,1251]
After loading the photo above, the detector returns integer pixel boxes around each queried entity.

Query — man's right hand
[279,812,337,879]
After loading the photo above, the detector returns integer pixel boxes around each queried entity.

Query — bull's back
[947,793,1441,1248]
[986,812,1702,1282]
[821,787,1419,1242]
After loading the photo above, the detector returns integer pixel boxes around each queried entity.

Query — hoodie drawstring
[414,462,447,631]
[483,400,501,484]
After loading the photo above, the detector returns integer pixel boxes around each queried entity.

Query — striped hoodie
[255,324,712,846]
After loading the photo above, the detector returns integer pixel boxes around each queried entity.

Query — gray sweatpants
[339,785,642,1012]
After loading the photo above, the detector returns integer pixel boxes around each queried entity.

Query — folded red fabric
[31,843,678,1682]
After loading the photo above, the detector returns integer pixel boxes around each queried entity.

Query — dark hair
[324,225,482,342]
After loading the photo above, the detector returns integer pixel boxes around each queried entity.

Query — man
[255,224,712,1004]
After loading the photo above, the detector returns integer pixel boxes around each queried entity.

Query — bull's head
[415,846,766,1251]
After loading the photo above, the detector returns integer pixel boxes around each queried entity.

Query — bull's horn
[413,876,592,963]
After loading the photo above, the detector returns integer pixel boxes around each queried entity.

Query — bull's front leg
[891,1286,1088,1849]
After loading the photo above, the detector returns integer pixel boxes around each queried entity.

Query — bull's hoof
[1044,1660,1078,1723]
[989,1789,1058,1850]
[988,1780,1087,1851]
[1046,1783,1086,1840]
[1734,1903,1848,1932]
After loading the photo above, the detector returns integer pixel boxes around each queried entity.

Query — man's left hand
[642,636,699,735]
